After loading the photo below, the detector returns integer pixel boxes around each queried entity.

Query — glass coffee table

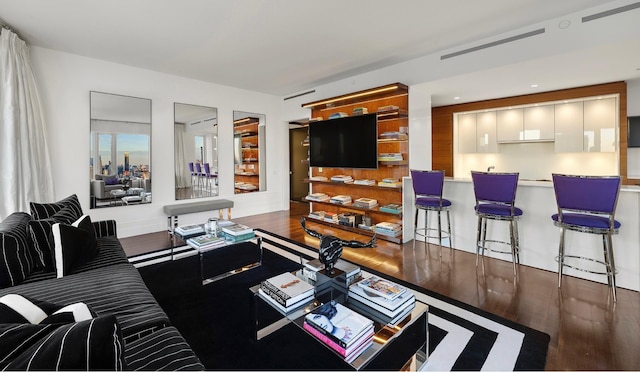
[251,265,428,371]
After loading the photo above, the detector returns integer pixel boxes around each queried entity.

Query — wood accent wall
[431,81,629,182]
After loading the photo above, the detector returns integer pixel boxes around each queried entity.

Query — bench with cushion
[164,199,234,236]
[0,194,204,371]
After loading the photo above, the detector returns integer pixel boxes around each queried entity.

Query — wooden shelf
[376,109,408,121]
[303,198,403,217]
[305,179,402,192]
[304,217,402,244]
[302,83,408,110]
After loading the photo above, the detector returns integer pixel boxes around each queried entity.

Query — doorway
[289,126,309,202]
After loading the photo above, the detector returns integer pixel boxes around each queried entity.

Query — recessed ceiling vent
[440,28,545,60]
[284,89,316,101]
[582,1,640,23]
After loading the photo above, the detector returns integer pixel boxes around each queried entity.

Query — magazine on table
[304,300,373,348]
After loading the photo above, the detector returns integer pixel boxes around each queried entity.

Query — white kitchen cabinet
[496,108,524,142]
[554,101,584,152]
[584,98,616,152]
[476,111,497,152]
[458,113,476,153]
[524,104,554,141]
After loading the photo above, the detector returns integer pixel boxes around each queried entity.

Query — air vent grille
[441,28,545,60]
[582,1,640,23]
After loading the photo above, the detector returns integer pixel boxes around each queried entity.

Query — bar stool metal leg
[557,227,565,288]
[437,210,443,257]
[446,210,452,250]
[413,208,419,250]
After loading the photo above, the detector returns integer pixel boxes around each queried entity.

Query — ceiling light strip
[582,1,640,22]
[302,85,399,108]
[440,28,545,60]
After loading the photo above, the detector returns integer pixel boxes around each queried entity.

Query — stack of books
[306,192,330,202]
[174,224,205,238]
[309,175,328,181]
[375,222,402,237]
[308,210,326,220]
[377,105,399,112]
[353,179,376,186]
[302,259,361,286]
[324,212,339,223]
[330,175,354,183]
[259,272,314,312]
[348,276,416,325]
[220,222,255,241]
[352,107,368,115]
[353,198,378,209]
[187,234,226,252]
[378,153,403,162]
[330,195,352,205]
[379,131,408,141]
[380,203,402,214]
[338,212,362,228]
[328,112,349,119]
[304,301,374,363]
[377,178,402,188]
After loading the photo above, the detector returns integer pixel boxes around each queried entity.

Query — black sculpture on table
[300,217,376,275]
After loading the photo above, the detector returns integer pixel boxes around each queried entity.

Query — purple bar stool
[551,174,621,302]
[188,162,197,187]
[194,162,204,190]
[410,170,452,256]
[471,171,522,275]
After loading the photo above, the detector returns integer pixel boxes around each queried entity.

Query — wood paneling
[431,82,630,182]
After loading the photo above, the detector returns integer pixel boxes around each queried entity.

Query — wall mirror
[90,91,152,209]
[174,103,219,200]
[233,110,266,194]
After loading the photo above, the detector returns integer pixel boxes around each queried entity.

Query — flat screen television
[628,116,640,148]
[309,113,378,169]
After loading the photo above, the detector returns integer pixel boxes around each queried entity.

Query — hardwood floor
[121,201,640,370]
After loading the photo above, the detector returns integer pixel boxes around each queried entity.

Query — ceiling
[1,0,638,105]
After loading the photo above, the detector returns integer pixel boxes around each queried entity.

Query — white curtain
[0,28,55,219]
[174,123,188,188]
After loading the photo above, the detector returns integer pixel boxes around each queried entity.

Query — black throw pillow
[0,212,33,289]
[0,315,125,371]
[29,194,83,221]
[51,215,97,278]
[27,205,78,269]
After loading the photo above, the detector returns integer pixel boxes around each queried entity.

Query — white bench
[164,199,234,236]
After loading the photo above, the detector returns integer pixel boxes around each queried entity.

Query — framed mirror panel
[90,91,152,209]
[174,103,219,200]
[233,110,266,194]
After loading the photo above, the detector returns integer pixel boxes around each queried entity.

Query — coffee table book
[304,301,373,349]
[186,235,226,251]
[349,278,414,317]
[303,321,373,360]
[356,275,407,301]
[257,288,313,313]
[221,223,253,236]
[348,295,416,325]
[175,224,204,235]
[260,272,314,308]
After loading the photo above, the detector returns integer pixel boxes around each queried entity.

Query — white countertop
[443,177,640,192]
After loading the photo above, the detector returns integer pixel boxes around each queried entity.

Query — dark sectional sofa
[0,196,203,371]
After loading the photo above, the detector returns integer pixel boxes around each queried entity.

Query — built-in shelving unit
[234,117,260,193]
[301,83,409,243]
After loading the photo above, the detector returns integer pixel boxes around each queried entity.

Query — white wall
[627,78,640,177]
[30,47,289,237]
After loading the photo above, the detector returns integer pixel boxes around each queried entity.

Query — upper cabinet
[554,101,584,153]
[584,98,616,152]
[457,95,617,153]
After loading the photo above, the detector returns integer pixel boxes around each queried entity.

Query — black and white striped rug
[255,229,549,371]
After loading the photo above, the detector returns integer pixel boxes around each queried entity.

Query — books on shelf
[304,301,373,350]
[338,212,363,228]
[353,179,376,186]
[378,153,403,162]
[330,195,352,205]
[324,212,339,223]
[221,223,253,236]
[260,272,315,310]
[330,175,354,183]
[379,131,408,141]
[377,180,402,188]
[356,275,407,301]
[352,107,369,115]
[353,197,378,209]
[375,221,402,237]
[186,234,226,251]
[309,175,328,182]
[379,203,402,214]
[328,112,349,119]
[308,211,326,221]
[358,223,375,231]
[174,224,204,236]
[306,192,330,202]
[377,105,399,112]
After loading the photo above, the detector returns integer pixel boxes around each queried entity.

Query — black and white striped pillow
[29,194,83,221]
[27,206,79,269]
[0,315,125,370]
[52,215,98,278]
[0,212,34,289]
[0,294,96,324]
